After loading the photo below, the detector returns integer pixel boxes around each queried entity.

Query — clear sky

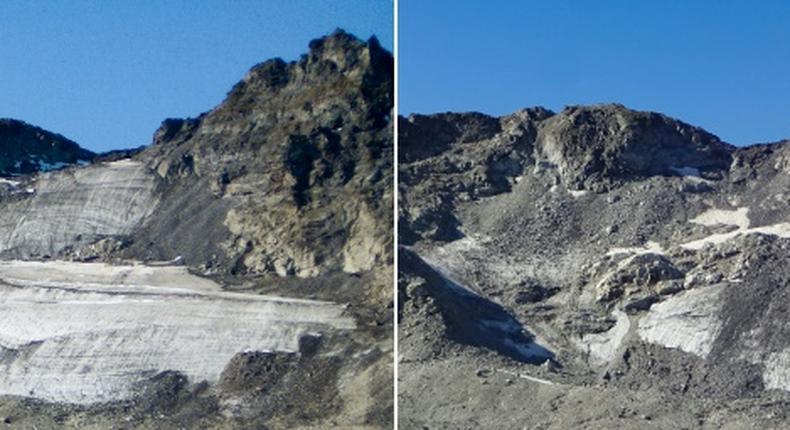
[400,1,790,146]
[0,1,392,152]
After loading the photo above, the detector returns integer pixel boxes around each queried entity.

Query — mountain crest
[0,119,94,176]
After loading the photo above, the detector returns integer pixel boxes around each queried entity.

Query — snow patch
[606,240,664,257]
[670,166,701,177]
[681,207,790,250]
[36,160,69,172]
[681,222,790,250]
[104,158,139,168]
[494,368,559,386]
[690,207,750,229]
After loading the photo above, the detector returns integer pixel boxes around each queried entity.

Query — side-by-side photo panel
[397,1,790,429]
[0,2,393,429]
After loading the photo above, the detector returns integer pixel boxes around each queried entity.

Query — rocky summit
[0,29,392,429]
[399,103,790,429]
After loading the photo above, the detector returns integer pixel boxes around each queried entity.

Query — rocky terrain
[0,119,94,176]
[0,29,392,429]
[399,104,790,429]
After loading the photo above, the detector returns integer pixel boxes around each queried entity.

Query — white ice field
[0,260,355,404]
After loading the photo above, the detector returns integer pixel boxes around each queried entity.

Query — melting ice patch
[35,160,69,172]
[638,284,724,358]
[762,350,790,391]
[690,207,750,229]
[420,251,555,365]
[0,159,160,257]
[580,309,631,366]
[670,166,712,184]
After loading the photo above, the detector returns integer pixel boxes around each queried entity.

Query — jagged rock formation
[0,119,94,175]
[138,29,393,293]
[399,103,790,429]
[0,30,392,429]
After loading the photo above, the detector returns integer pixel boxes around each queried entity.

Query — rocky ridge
[399,103,790,429]
[0,119,94,176]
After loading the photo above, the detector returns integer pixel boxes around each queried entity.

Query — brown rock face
[133,30,393,299]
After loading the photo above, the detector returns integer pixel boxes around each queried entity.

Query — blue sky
[0,1,392,152]
[400,1,790,146]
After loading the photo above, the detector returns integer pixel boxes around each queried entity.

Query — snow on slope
[682,207,790,250]
[0,261,355,404]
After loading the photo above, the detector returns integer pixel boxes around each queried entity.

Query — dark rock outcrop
[0,119,94,176]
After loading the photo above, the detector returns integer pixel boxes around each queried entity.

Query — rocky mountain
[0,29,393,429]
[399,103,790,429]
[0,119,94,176]
[137,29,393,294]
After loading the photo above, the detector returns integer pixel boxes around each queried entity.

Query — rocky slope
[0,29,393,429]
[0,119,94,176]
[399,103,790,429]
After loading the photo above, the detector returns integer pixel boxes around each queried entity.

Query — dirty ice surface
[0,261,355,404]
[638,284,724,358]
